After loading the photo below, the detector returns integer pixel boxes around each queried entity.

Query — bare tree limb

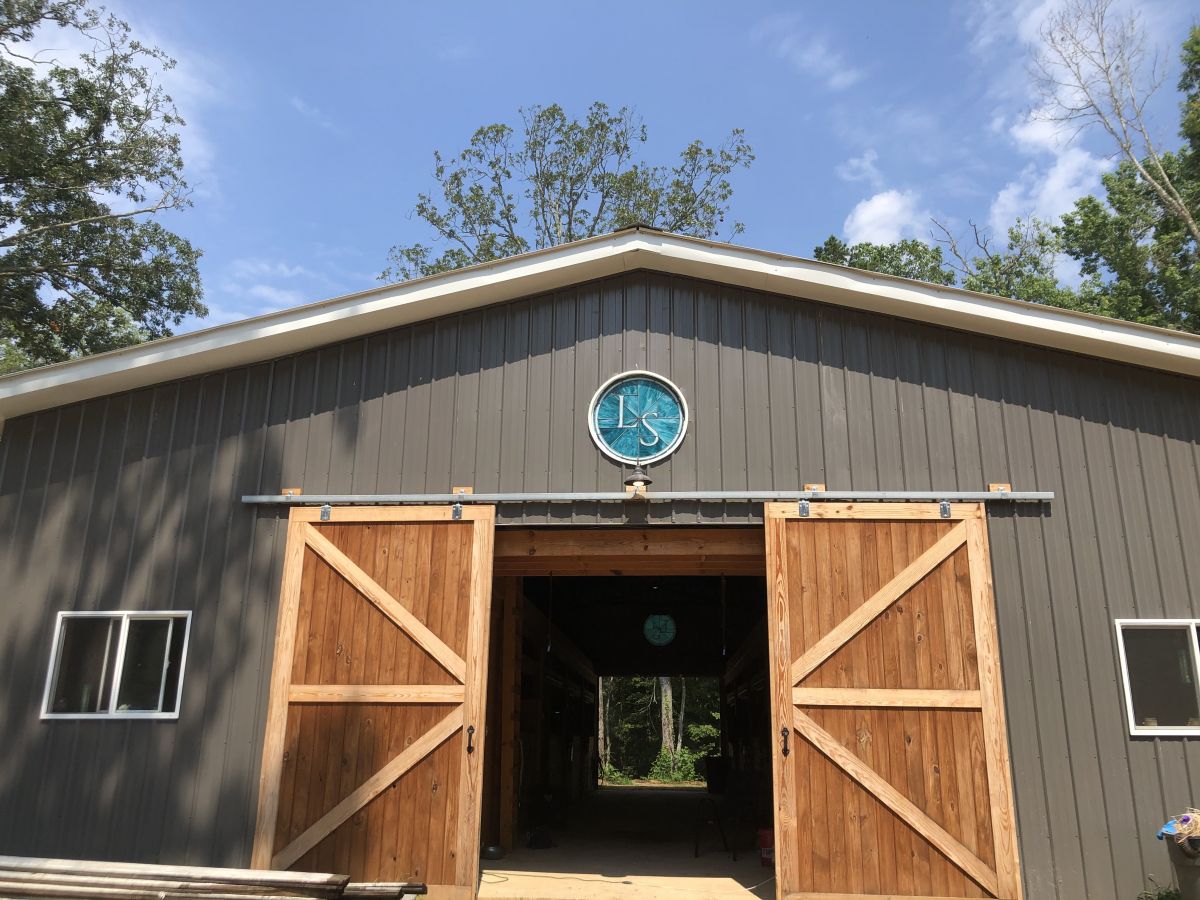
[0,191,184,249]
[1031,0,1200,244]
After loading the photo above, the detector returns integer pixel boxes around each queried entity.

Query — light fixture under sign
[624,464,652,499]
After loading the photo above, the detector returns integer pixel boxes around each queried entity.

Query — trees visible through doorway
[598,675,720,783]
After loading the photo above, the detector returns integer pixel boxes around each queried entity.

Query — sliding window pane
[115,619,171,711]
[50,616,120,713]
[1123,626,1200,728]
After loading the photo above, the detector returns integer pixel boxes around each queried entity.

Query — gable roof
[2,226,1199,425]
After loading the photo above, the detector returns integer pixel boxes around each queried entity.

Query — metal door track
[242,489,1052,506]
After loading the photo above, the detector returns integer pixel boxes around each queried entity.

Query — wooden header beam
[493,527,765,576]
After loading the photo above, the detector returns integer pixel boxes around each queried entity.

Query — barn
[1,226,1199,900]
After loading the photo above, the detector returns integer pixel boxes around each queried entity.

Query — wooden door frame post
[496,577,522,852]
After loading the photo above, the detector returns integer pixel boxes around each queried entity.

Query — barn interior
[479,571,774,898]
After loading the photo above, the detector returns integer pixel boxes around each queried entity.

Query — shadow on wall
[0,365,296,867]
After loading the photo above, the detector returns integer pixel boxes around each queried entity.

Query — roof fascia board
[0,233,646,421]
[635,232,1200,378]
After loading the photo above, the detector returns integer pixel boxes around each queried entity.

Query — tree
[1032,0,1199,247]
[658,676,675,764]
[934,218,1087,308]
[812,235,956,285]
[600,675,720,781]
[0,0,204,368]
[1055,27,1200,332]
[382,102,754,281]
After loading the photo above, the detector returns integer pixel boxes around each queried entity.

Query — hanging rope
[720,574,727,657]
[545,575,554,654]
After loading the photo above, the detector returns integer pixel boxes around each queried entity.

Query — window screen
[44,613,191,718]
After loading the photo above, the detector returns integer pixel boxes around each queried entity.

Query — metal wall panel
[1,270,1198,897]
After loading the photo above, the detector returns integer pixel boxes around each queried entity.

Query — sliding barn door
[764,503,1021,900]
[252,505,495,897]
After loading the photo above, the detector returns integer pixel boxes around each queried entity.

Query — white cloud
[843,189,930,245]
[835,149,883,189]
[754,17,864,91]
[436,40,477,62]
[988,147,1111,234]
[990,106,1110,234]
[829,104,957,171]
[965,0,1058,54]
[245,284,307,308]
[1007,105,1082,154]
[209,254,362,325]
[218,256,322,319]
[290,96,338,132]
[230,258,317,280]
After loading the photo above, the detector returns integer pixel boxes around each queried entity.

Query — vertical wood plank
[455,508,496,885]
[967,513,1023,900]
[764,503,799,900]
[251,514,307,868]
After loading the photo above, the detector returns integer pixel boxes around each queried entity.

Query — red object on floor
[757,826,774,867]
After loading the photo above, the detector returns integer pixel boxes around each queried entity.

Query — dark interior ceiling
[523,576,766,676]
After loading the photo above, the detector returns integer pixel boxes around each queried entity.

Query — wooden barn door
[763,503,1021,900]
[252,505,495,897]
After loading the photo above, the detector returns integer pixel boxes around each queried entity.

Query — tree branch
[0,192,181,248]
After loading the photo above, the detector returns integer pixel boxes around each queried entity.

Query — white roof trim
[2,227,1199,423]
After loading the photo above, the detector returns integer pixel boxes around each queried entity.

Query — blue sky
[95,0,1195,331]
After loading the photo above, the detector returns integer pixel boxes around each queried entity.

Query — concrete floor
[478,786,775,900]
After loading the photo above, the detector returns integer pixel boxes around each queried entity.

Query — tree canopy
[382,102,754,281]
[813,236,955,286]
[0,0,204,371]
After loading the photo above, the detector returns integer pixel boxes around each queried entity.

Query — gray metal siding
[1,270,1198,897]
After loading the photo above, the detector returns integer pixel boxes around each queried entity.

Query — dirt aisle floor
[478,785,774,900]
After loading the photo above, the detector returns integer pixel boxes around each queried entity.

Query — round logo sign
[588,370,688,465]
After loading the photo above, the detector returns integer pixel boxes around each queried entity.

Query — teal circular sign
[588,370,688,465]
[643,614,677,647]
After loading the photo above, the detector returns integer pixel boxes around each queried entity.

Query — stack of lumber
[0,857,426,899]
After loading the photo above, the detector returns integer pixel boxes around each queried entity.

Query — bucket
[757,827,774,868]
[1167,838,1200,899]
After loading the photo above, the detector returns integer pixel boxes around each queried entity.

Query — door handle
[780,727,790,758]
[467,725,476,754]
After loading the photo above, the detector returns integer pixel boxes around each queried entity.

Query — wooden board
[252,506,495,893]
[763,503,1022,900]
[493,527,764,576]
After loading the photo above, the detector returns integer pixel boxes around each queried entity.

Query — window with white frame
[42,612,191,719]
[1116,619,1200,736]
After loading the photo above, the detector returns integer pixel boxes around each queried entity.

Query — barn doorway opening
[479,571,773,899]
